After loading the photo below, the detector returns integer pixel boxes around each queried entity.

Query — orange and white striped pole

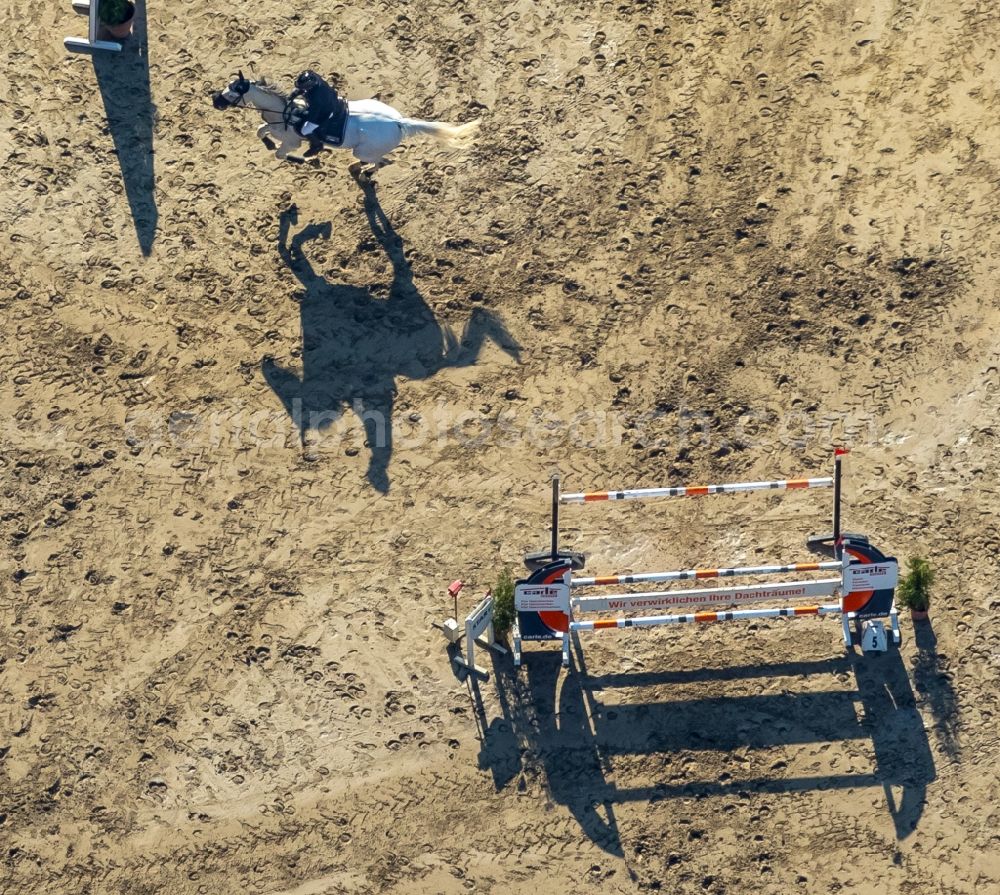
[572,603,843,632]
[559,476,833,504]
[572,560,842,588]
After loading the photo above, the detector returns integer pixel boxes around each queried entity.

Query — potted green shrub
[99,0,136,40]
[896,557,935,621]
[491,566,516,640]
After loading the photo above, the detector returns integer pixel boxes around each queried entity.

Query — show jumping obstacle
[65,0,124,54]
[513,450,901,668]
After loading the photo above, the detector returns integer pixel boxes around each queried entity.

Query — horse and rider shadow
[478,635,937,857]
[263,179,521,492]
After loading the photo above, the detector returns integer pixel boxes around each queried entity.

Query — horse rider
[290,70,349,152]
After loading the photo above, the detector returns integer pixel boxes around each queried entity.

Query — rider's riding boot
[303,138,325,157]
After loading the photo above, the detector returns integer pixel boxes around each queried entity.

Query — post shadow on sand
[92,0,157,255]
[455,656,523,792]
[263,180,521,492]
[480,636,936,855]
[911,619,960,759]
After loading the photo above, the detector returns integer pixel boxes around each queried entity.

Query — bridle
[217,70,300,129]
[212,69,253,111]
[227,70,252,107]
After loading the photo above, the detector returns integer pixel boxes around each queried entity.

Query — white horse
[212,72,479,176]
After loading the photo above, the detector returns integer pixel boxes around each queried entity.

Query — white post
[65,0,124,54]
[452,594,506,679]
[465,614,476,671]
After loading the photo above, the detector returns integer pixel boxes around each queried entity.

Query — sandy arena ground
[2,1,999,893]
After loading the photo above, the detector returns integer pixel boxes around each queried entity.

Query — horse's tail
[398,117,480,148]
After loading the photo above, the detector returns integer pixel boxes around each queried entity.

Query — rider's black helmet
[295,70,322,92]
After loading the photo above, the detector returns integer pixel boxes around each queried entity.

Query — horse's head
[212,70,253,110]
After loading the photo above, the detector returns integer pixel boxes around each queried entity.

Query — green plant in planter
[491,566,516,639]
[896,557,935,613]
[99,0,133,26]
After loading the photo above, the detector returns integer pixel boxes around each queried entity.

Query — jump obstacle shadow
[911,618,960,760]
[479,638,933,854]
[264,181,520,492]
[466,451,932,850]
